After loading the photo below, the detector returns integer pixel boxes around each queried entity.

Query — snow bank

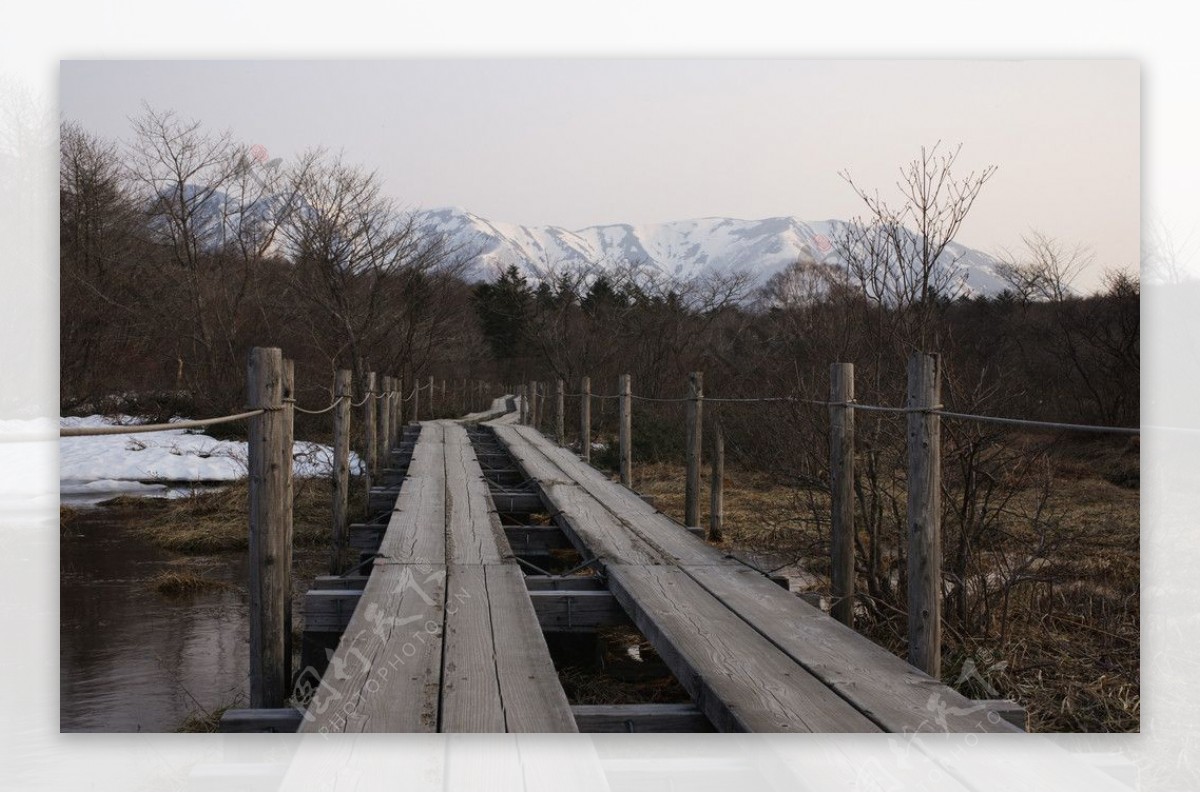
[59,415,363,486]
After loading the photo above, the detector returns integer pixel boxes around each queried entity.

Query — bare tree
[837,142,997,349]
[995,230,1093,304]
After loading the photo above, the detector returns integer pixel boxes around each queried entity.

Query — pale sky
[60,59,1139,291]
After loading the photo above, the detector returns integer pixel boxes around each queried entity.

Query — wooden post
[396,375,404,430]
[441,378,446,413]
[708,421,724,543]
[519,384,529,424]
[412,375,420,423]
[331,368,352,574]
[829,362,856,627]
[555,379,565,445]
[619,374,632,487]
[428,376,435,418]
[580,376,591,463]
[378,375,391,465]
[363,371,377,507]
[247,347,290,708]
[685,371,704,528]
[528,380,538,428]
[281,359,295,684]
[906,352,942,677]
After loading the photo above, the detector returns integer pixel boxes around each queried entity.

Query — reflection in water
[60,508,249,732]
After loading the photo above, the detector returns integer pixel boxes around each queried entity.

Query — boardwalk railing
[512,354,1139,678]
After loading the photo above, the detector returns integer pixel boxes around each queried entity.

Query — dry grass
[122,477,363,554]
[632,451,1139,734]
[147,569,233,597]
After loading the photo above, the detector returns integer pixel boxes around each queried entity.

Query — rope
[59,409,265,437]
[350,392,380,407]
[933,410,1139,436]
[294,396,346,415]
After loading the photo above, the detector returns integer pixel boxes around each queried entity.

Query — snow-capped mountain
[415,207,1009,296]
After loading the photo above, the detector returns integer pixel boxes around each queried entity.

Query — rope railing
[294,396,346,415]
[59,409,265,437]
[564,386,1138,434]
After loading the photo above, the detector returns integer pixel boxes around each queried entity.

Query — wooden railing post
[428,375,435,418]
[400,374,410,429]
[708,421,724,542]
[619,374,632,487]
[519,384,529,424]
[580,376,591,463]
[907,352,942,677]
[331,368,352,574]
[685,371,704,528]
[528,379,538,429]
[413,375,420,423]
[829,362,856,627]
[363,371,377,507]
[378,375,391,465]
[555,379,565,445]
[247,346,290,708]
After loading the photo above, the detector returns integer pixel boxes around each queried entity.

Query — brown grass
[148,569,233,597]
[121,477,364,554]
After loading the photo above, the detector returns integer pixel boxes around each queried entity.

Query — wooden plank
[505,425,730,566]
[484,564,578,732]
[606,564,880,733]
[679,563,1021,733]
[376,423,446,565]
[443,421,506,564]
[528,589,628,632]
[298,561,447,733]
[439,564,506,731]
[312,574,369,591]
[492,424,661,565]
[572,703,712,733]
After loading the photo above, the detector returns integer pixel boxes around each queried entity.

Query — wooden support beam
[907,352,942,677]
[973,699,1027,731]
[312,574,370,591]
[362,371,377,509]
[571,703,713,733]
[528,589,628,632]
[218,708,303,733]
[490,490,544,513]
[378,375,391,468]
[304,589,363,632]
[829,362,855,627]
[523,575,606,591]
[685,370,703,528]
[505,525,575,555]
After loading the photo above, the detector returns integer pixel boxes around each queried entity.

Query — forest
[60,109,1140,731]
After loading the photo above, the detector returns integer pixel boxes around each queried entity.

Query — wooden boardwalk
[291,397,1021,734]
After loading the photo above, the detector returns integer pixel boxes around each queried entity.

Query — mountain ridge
[414,206,1009,295]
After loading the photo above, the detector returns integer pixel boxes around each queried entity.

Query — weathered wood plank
[492,424,661,565]
[606,564,881,733]
[572,703,712,733]
[680,563,1021,733]
[443,421,506,564]
[440,564,506,731]
[298,561,446,733]
[484,564,578,732]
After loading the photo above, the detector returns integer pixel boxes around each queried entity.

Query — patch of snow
[58,415,363,493]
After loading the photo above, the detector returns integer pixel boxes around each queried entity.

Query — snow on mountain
[414,207,1010,296]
